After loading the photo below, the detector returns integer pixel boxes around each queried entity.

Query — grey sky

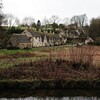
[3,0,100,22]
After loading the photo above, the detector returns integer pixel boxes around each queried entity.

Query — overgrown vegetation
[89,18,100,38]
[0,46,99,90]
[0,46,99,80]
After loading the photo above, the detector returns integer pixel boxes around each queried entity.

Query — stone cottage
[7,34,32,49]
[7,29,67,49]
[21,29,63,47]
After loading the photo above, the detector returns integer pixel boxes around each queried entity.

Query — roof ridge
[13,33,27,36]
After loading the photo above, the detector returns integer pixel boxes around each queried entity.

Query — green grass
[0,45,71,55]
[0,45,77,69]
[0,57,42,68]
[0,49,29,55]
[0,48,42,55]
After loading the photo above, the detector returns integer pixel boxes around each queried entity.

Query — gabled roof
[26,29,58,38]
[27,29,41,37]
[12,34,31,43]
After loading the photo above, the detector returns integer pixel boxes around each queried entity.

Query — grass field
[0,46,70,68]
[0,45,100,68]
[0,45,100,90]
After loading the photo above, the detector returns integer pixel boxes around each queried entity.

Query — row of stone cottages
[7,29,67,49]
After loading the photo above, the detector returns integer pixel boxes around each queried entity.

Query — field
[0,45,100,89]
[0,46,70,68]
[0,45,99,68]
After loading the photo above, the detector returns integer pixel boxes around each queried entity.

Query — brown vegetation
[0,46,99,81]
[0,52,38,59]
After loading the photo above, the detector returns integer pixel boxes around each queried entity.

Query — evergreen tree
[36,20,41,31]
[89,18,100,38]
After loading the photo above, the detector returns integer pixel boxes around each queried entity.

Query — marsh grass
[0,46,99,90]
[0,46,99,81]
[49,46,99,69]
[68,46,99,70]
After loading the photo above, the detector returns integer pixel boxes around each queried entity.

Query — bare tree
[63,18,70,26]
[70,14,87,28]
[22,17,35,27]
[79,14,88,27]
[43,17,50,25]
[3,13,20,27]
[49,15,60,24]
[70,15,79,27]
[14,17,20,26]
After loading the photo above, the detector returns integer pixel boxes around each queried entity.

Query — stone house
[22,29,57,47]
[85,37,94,44]
[8,29,67,48]
[8,28,92,49]
[7,34,32,49]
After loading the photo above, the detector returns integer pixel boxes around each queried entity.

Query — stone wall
[19,43,32,49]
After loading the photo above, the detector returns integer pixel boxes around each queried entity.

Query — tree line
[1,11,100,39]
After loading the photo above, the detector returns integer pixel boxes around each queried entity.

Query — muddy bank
[0,80,100,90]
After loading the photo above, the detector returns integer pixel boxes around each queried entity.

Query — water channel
[0,90,100,100]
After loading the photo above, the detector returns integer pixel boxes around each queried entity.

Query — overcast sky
[3,0,100,22]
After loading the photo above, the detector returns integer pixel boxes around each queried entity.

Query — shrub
[89,42,100,46]
[0,46,99,80]
[68,46,98,70]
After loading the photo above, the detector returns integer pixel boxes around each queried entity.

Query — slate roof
[27,29,41,37]
[27,29,58,38]
[12,34,31,43]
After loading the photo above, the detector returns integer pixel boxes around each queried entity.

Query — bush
[0,46,99,80]
[89,42,100,46]
[6,27,24,34]
[68,46,98,70]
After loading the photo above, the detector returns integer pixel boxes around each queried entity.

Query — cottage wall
[85,37,94,44]
[19,43,32,49]
[49,38,54,46]
[21,30,68,47]
[7,37,19,48]
[31,37,43,47]
[42,36,49,46]
[62,38,67,44]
